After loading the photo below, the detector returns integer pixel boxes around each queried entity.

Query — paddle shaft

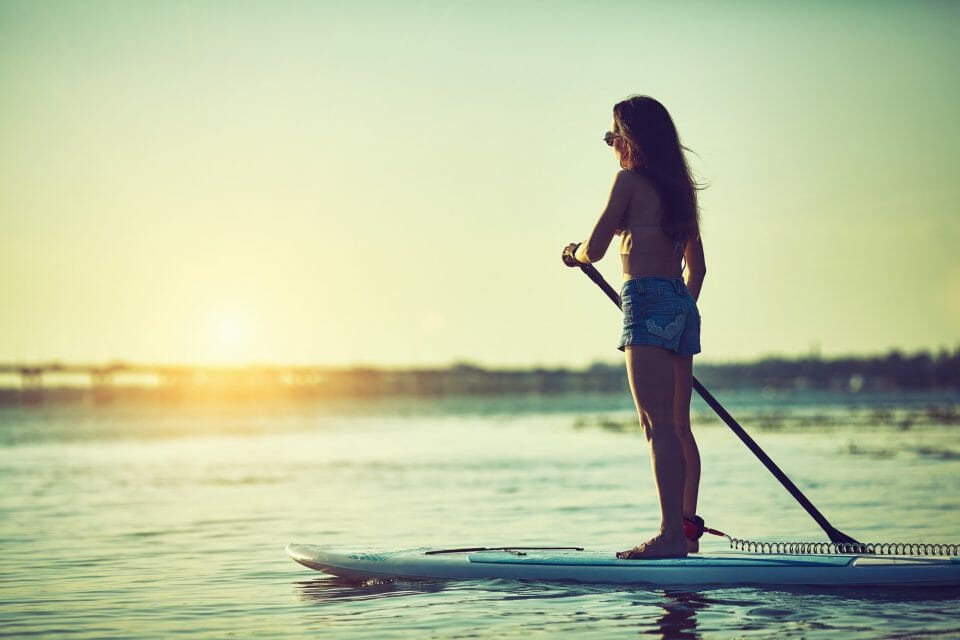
[576,262,858,545]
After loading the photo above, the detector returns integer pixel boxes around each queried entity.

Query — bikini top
[618,223,686,256]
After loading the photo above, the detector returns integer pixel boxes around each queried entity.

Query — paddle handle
[574,262,859,545]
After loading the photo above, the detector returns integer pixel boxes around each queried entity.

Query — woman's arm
[573,170,633,264]
[683,235,706,302]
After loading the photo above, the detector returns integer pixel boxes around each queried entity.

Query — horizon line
[1,346,957,373]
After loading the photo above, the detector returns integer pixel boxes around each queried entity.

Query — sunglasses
[603,131,621,146]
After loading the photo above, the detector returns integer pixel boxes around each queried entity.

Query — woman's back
[617,171,684,280]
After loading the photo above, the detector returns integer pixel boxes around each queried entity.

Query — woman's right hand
[562,242,583,267]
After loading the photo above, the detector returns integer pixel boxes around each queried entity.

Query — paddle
[571,261,860,545]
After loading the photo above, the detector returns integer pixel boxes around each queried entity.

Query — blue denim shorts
[618,277,701,355]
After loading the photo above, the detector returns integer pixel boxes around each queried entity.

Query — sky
[1,0,958,368]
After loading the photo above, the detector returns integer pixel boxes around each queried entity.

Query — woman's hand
[562,242,583,267]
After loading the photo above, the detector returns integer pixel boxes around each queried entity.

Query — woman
[563,95,706,559]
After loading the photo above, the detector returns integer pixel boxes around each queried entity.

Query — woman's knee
[639,412,677,441]
[674,416,694,442]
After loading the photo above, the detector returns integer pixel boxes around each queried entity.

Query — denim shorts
[618,277,701,355]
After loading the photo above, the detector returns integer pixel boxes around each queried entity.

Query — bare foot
[687,538,699,553]
[617,533,688,560]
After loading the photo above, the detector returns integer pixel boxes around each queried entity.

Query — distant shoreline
[1,349,957,407]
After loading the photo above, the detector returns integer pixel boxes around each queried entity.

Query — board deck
[286,544,960,587]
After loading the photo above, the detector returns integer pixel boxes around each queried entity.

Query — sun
[203,310,254,364]
[215,316,247,348]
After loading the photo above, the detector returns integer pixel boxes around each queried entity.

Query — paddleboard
[286,544,960,587]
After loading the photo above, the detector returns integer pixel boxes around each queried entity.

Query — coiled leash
[687,515,958,556]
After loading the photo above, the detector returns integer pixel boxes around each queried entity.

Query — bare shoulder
[614,169,658,203]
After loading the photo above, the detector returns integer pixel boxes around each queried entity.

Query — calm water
[1,390,959,639]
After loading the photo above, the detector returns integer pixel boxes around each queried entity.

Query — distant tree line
[1,348,957,406]
[441,348,960,395]
[693,348,960,391]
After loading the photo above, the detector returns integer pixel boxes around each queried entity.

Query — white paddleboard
[286,544,960,587]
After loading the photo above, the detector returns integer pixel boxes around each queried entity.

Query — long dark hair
[612,95,702,243]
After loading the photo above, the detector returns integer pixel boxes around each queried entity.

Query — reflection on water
[290,573,960,640]
[295,575,450,602]
[1,391,959,639]
[651,591,710,639]
[295,576,713,639]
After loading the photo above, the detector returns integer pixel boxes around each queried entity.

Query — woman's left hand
[562,242,583,267]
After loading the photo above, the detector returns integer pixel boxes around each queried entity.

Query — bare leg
[674,355,701,552]
[617,345,687,559]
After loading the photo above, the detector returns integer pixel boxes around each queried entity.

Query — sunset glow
[1,1,957,367]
